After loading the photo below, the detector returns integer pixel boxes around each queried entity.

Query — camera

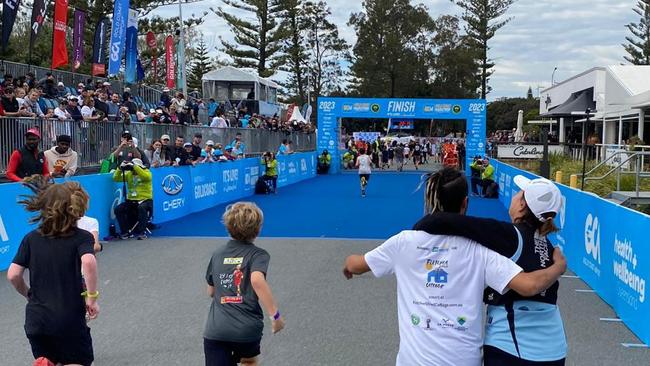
[120,161,134,171]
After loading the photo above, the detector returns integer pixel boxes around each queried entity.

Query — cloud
[153,0,639,100]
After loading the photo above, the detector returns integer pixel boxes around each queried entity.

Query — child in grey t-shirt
[203,202,285,365]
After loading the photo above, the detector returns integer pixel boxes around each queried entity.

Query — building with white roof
[540,65,650,145]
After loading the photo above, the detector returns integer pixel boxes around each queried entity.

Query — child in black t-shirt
[7,178,99,366]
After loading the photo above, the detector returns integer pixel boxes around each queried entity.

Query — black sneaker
[137,234,148,240]
[119,232,133,240]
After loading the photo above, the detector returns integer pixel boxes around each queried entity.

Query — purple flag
[72,8,86,70]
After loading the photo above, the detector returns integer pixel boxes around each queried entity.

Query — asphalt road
[1,237,648,365]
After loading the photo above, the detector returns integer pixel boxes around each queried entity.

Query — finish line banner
[492,159,650,345]
[0,152,316,270]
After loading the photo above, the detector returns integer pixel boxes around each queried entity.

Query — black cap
[194,132,202,138]
[121,130,132,138]
[57,135,72,143]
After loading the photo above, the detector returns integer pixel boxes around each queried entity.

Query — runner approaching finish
[412,142,422,170]
[355,148,372,197]
[343,168,566,366]
[394,144,405,172]
[7,179,99,366]
[414,175,567,365]
[204,202,284,366]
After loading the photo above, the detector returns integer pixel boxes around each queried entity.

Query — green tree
[455,0,515,99]
[188,37,212,90]
[277,0,307,104]
[430,15,479,99]
[303,1,349,99]
[624,0,650,64]
[486,97,538,132]
[213,0,284,78]
[527,86,533,99]
[348,0,434,98]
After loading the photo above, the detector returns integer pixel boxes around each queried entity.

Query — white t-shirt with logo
[365,230,523,366]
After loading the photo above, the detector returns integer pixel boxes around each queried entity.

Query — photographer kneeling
[261,152,278,194]
[113,158,153,240]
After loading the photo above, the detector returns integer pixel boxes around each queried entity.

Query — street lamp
[572,109,596,190]
[551,67,558,85]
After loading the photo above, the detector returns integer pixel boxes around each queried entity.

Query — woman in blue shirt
[414,175,567,365]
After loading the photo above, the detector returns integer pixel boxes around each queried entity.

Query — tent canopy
[201,66,280,89]
[541,88,596,117]
[288,106,306,123]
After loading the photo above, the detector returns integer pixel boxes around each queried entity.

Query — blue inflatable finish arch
[316,97,487,175]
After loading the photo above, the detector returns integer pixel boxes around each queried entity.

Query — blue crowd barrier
[492,159,650,345]
[0,152,317,270]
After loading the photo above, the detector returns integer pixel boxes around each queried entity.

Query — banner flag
[92,17,109,76]
[136,59,145,81]
[1,0,20,52]
[146,31,157,80]
[29,0,47,51]
[108,0,130,75]
[165,35,175,88]
[72,9,86,70]
[51,0,69,69]
[176,38,185,90]
[124,9,138,83]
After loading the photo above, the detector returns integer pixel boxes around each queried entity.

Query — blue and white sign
[317,97,487,174]
[491,159,650,345]
[0,153,317,271]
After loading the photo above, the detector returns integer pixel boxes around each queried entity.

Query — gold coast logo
[371,104,380,113]
[452,105,462,114]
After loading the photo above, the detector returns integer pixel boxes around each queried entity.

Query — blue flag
[136,59,145,81]
[108,0,130,75]
[124,9,138,83]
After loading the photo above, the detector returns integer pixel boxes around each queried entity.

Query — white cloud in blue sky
[153,0,638,100]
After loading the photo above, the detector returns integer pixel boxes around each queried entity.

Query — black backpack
[255,176,271,194]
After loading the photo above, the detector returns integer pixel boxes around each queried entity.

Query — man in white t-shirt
[343,168,566,366]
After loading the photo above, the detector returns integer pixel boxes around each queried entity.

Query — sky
[153,0,639,101]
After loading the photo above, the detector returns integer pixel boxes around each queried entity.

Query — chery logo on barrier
[585,213,601,264]
[162,174,183,195]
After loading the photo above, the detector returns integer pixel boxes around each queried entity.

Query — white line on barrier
[621,343,649,349]
[561,275,580,279]
[575,289,596,293]
[599,318,623,322]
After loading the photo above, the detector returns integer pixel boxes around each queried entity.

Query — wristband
[81,290,100,299]
[270,310,281,321]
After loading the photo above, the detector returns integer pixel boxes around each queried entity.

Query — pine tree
[527,86,533,99]
[277,0,307,104]
[213,0,284,78]
[188,37,212,90]
[455,0,515,99]
[624,0,650,65]
[303,1,349,99]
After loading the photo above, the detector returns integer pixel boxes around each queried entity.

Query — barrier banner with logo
[496,144,564,159]
[0,153,317,270]
[51,0,69,69]
[492,159,650,345]
[92,17,109,76]
[108,0,130,75]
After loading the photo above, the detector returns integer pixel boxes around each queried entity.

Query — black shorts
[483,345,565,366]
[359,174,370,182]
[204,338,261,366]
[27,327,94,366]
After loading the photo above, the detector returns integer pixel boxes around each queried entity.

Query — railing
[0,117,316,175]
[583,151,650,196]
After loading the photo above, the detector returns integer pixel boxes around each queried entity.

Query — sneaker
[119,232,133,240]
[137,234,148,240]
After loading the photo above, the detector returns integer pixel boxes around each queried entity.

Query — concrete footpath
[1,237,648,365]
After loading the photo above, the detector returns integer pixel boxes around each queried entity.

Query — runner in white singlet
[355,148,372,197]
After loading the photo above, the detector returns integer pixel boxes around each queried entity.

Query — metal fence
[0,117,316,174]
[0,60,165,104]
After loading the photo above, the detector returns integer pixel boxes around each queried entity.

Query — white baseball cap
[513,175,562,222]
[132,158,145,168]
[206,140,215,146]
